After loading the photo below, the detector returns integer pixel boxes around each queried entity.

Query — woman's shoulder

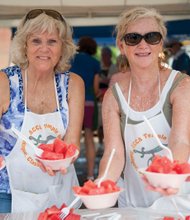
[168,68,190,85]
[68,71,84,86]
[110,71,130,90]
[0,70,9,86]
[0,65,19,84]
[66,72,85,101]
[109,72,128,87]
[1,65,21,76]
[169,69,190,98]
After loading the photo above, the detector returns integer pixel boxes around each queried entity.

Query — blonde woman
[97,7,190,211]
[0,9,84,213]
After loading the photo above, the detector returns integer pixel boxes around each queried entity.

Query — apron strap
[54,75,60,111]
[114,83,130,116]
[160,69,179,106]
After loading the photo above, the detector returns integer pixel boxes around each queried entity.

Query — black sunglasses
[122,32,162,46]
[23,9,65,24]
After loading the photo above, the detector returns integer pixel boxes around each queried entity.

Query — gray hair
[10,12,77,72]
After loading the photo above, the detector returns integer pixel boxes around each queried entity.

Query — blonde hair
[10,12,77,72]
[116,7,167,44]
[117,54,130,72]
[115,7,167,69]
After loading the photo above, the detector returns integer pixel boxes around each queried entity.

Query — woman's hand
[142,175,179,196]
[37,160,67,176]
[71,154,78,164]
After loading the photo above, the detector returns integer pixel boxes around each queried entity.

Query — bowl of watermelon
[73,179,123,209]
[139,155,190,189]
[36,138,79,171]
[38,203,80,220]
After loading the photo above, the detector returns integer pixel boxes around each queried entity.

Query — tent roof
[1,0,190,45]
[0,0,190,27]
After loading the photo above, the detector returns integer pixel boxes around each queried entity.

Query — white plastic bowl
[36,150,79,170]
[139,168,190,189]
[75,189,123,209]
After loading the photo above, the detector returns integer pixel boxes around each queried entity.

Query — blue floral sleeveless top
[0,65,69,194]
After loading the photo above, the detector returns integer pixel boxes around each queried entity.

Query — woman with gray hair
[0,9,84,213]
[97,7,190,211]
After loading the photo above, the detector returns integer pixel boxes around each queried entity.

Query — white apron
[115,70,190,211]
[5,72,81,213]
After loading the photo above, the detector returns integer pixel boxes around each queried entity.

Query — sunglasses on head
[23,9,65,24]
[122,32,162,46]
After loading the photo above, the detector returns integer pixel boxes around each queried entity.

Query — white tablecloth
[0,207,190,220]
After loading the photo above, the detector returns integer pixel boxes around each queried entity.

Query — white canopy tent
[0,0,190,27]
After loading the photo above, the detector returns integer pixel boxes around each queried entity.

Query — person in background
[97,7,190,211]
[0,9,84,213]
[167,40,190,75]
[70,36,101,181]
[97,47,118,148]
[109,54,130,87]
[99,46,118,92]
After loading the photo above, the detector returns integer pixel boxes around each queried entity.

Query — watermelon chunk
[38,143,54,152]
[37,203,80,220]
[40,151,64,160]
[53,138,68,155]
[37,139,78,161]
[65,144,77,158]
[146,155,190,174]
[73,179,120,195]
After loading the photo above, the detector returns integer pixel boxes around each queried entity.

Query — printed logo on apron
[130,132,168,170]
[20,123,62,168]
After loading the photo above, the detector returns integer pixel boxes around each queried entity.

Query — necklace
[128,73,161,112]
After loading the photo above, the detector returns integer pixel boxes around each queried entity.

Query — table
[0,207,190,220]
